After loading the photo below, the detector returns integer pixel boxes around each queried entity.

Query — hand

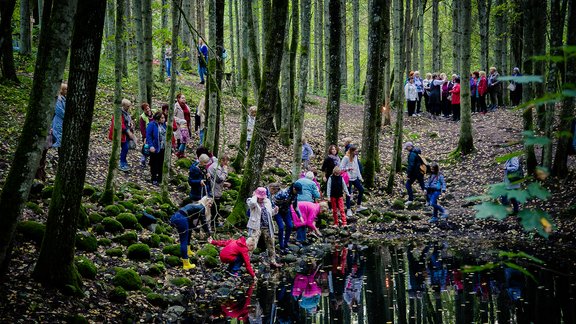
[200,180,206,187]
[207,236,213,244]
[274,206,279,214]
[149,147,156,153]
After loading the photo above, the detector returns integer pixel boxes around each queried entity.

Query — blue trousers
[406,173,425,201]
[228,255,244,273]
[296,227,307,243]
[198,65,207,82]
[346,178,365,209]
[274,209,293,249]
[170,213,190,259]
[120,140,129,168]
[166,58,172,77]
[428,190,445,217]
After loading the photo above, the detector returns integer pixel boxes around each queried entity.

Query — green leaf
[461,262,497,273]
[562,89,576,98]
[506,189,531,204]
[516,93,564,110]
[498,251,544,264]
[530,55,565,63]
[515,251,545,264]
[522,131,551,146]
[487,183,510,198]
[518,209,552,238]
[499,75,544,83]
[503,262,537,282]
[474,202,510,220]
[526,182,551,201]
[495,151,524,163]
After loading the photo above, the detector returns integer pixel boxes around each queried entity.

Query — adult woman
[109,99,138,172]
[428,74,443,118]
[405,76,418,117]
[169,196,213,270]
[423,73,433,113]
[509,67,523,107]
[247,187,281,267]
[478,71,489,114]
[441,74,455,118]
[139,103,154,167]
[197,98,206,146]
[339,145,366,216]
[450,77,461,121]
[291,201,328,244]
[470,72,480,113]
[321,144,341,184]
[174,93,192,158]
[413,71,424,115]
[146,111,167,185]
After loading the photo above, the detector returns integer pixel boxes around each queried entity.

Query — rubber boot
[187,246,195,258]
[182,258,196,270]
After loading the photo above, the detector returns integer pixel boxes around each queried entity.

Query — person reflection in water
[344,244,366,312]
[210,283,255,322]
[329,244,348,318]
[292,260,323,315]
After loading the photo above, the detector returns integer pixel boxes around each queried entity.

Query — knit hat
[254,187,267,199]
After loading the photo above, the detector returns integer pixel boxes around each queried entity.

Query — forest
[0,0,575,322]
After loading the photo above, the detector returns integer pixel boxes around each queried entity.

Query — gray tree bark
[20,0,32,55]
[181,0,192,70]
[232,0,249,172]
[324,0,330,92]
[352,0,360,99]
[245,0,261,100]
[32,0,106,291]
[339,0,347,99]
[133,0,147,104]
[0,0,18,82]
[228,0,236,91]
[418,0,425,71]
[532,0,546,131]
[288,0,299,135]
[159,0,168,82]
[279,21,291,146]
[292,0,311,179]
[142,0,153,105]
[0,0,78,273]
[431,0,439,71]
[104,0,115,60]
[314,0,323,92]
[121,0,130,77]
[234,0,240,84]
[197,0,205,38]
[380,0,391,126]
[452,0,460,74]
[522,0,537,175]
[325,0,342,150]
[477,0,490,72]
[457,0,474,155]
[411,0,419,71]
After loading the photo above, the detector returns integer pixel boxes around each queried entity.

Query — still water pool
[184,240,576,323]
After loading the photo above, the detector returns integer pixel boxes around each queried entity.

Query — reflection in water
[194,241,576,323]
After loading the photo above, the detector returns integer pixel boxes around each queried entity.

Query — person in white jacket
[405,76,418,117]
[247,187,281,267]
[339,145,367,216]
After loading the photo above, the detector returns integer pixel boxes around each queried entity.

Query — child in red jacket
[209,236,256,279]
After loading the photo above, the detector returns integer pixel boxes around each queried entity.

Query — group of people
[404,67,524,121]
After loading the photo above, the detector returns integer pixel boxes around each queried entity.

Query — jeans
[228,255,244,273]
[199,129,205,146]
[346,179,364,209]
[428,190,445,217]
[198,64,207,82]
[120,140,129,168]
[149,149,164,182]
[166,58,172,78]
[170,213,190,259]
[296,227,307,243]
[274,209,293,249]
[406,173,425,201]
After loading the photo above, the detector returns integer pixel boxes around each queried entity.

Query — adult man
[488,67,502,111]
[197,38,208,84]
[404,142,425,205]
[188,154,212,201]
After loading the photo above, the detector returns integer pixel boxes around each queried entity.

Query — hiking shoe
[429,217,439,223]
[119,165,130,172]
[356,206,368,212]
[346,209,353,217]
[405,200,413,205]
[441,210,449,219]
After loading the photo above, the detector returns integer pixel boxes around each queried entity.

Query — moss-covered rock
[98,238,112,246]
[197,244,218,258]
[151,210,168,220]
[89,212,104,224]
[203,255,219,268]
[65,314,89,324]
[16,221,46,245]
[77,205,90,230]
[141,275,157,288]
[75,256,97,279]
[75,232,98,252]
[102,217,124,233]
[112,231,138,246]
[108,286,127,303]
[221,189,238,203]
[116,213,138,229]
[105,247,123,257]
[170,277,193,287]
[25,201,43,215]
[147,263,166,276]
[132,195,145,203]
[82,184,97,197]
[127,243,151,260]
[144,196,162,206]
[143,234,161,248]
[164,255,181,267]
[227,173,241,190]
[104,205,122,216]
[175,158,193,169]
[160,203,176,215]
[267,167,288,177]
[392,199,405,210]
[162,244,181,257]
[158,234,173,244]
[146,293,168,307]
[41,185,54,199]
[113,268,142,291]
[118,201,137,212]
[93,224,106,235]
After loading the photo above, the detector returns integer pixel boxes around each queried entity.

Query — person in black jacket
[404,142,426,204]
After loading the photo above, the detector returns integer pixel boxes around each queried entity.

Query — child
[246,106,257,150]
[209,236,256,279]
[327,166,351,226]
[425,163,448,223]
[302,138,314,171]
[177,120,189,158]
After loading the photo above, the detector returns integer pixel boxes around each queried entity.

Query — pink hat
[254,187,267,199]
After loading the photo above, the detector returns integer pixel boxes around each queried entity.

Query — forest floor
[0,70,575,322]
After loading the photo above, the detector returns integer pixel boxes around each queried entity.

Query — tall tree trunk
[457,0,474,154]
[234,0,241,84]
[510,0,523,72]
[325,0,342,150]
[532,0,546,131]
[105,0,115,60]
[189,0,197,69]
[32,0,106,291]
[142,0,153,105]
[279,21,291,146]
[522,0,537,175]
[452,0,460,74]
[361,0,385,188]
[245,0,261,100]
[0,0,78,274]
[20,0,32,55]
[0,0,18,82]
[205,0,224,156]
[403,0,411,76]
[314,0,321,92]
[288,0,299,136]
[161,0,180,204]
[133,0,147,104]
[494,0,504,75]
[159,0,168,82]
[477,0,490,72]
[339,0,347,99]
[197,0,205,38]
[352,0,360,100]
[181,0,192,70]
[292,0,311,179]
[101,0,125,206]
[324,0,330,92]
[552,0,575,177]
[232,0,249,172]
[229,0,288,225]
[261,0,271,72]
[411,0,419,71]
[228,0,236,91]
[418,0,425,71]
[380,0,391,126]
[431,0,439,72]
[386,0,403,192]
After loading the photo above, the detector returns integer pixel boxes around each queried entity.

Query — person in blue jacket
[198,38,208,84]
[188,154,212,201]
[146,111,167,185]
[425,163,448,223]
[404,142,426,204]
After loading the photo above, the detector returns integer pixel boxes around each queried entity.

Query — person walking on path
[327,166,351,227]
[247,187,281,267]
[109,99,138,172]
[209,236,257,279]
[302,138,314,171]
[146,111,167,185]
[339,145,366,216]
[404,142,425,205]
[425,163,448,223]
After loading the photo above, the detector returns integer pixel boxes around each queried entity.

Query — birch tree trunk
[457,0,474,155]
[292,0,311,179]
[431,0,439,72]
[20,0,32,55]
[352,0,360,100]
[133,0,147,104]
[324,0,330,92]
[229,0,288,225]
[232,0,249,172]
[143,0,153,105]
[288,0,299,136]
[339,0,347,99]
[386,0,404,192]
[105,0,115,60]
[418,0,425,71]
[101,0,125,206]
[32,0,106,291]
[234,0,241,83]
[361,0,385,188]
[452,0,460,74]
[0,0,78,273]
[325,0,342,150]
[404,0,412,75]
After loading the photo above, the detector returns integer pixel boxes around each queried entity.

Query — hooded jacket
[211,236,255,277]
[407,147,422,176]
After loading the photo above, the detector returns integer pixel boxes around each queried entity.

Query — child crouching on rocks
[209,236,257,280]
[425,163,448,223]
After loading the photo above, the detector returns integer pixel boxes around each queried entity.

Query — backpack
[506,158,524,183]
[418,154,430,175]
